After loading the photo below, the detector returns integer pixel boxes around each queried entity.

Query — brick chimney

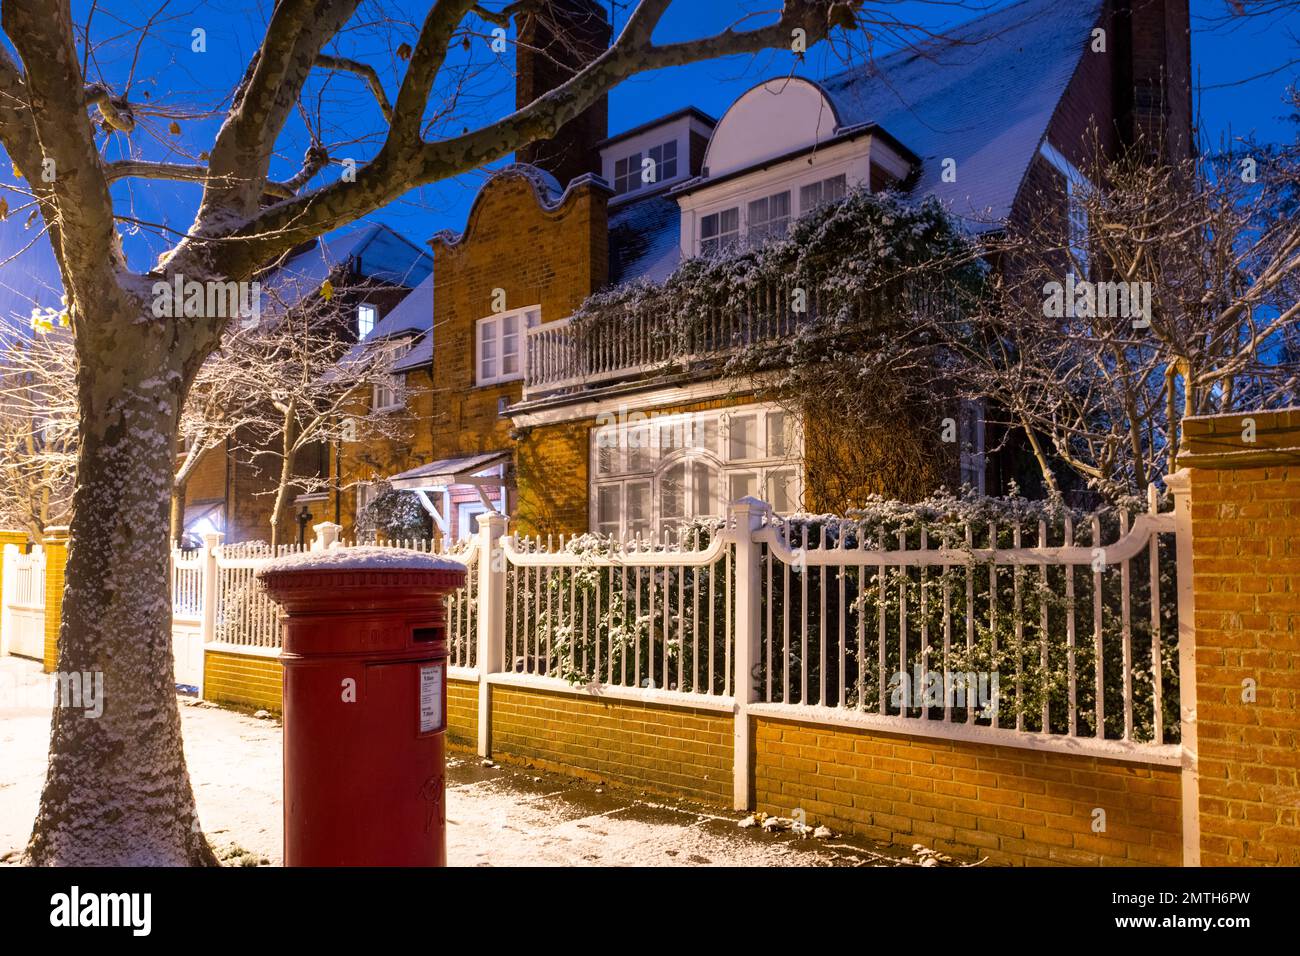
[515,0,611,186]
[1114,0,1193,161]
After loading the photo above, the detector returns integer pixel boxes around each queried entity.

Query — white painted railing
[175,530,476,663]
[752,499,1177,748]
[171,549,205,622]
[501,529,735,696]
[466,492,1182,766]
[523,279,958,398]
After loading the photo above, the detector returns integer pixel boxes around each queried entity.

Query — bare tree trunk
[26,321,215,866]
[268,406,297,551]
[170,479,186,546]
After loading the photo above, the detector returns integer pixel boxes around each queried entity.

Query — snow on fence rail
[144,490,1185,757]
[484,491,1180,753]
[752,497,1178,746]
[501,529,734,696]
[166,533,477,666]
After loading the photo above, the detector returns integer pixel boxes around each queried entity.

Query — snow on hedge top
[256,546,466,576]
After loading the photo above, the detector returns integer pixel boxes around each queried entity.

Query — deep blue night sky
[1,0,1297,318]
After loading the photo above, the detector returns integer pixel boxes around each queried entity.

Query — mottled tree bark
[27,309,215,865]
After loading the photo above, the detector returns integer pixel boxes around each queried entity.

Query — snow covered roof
[820,0,1105,227]
[336,271,433,369]
[260,223,432,311]
[388,451,511,490]
[608,194,681,285]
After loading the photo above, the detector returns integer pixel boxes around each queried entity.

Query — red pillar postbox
[257,549,466,867]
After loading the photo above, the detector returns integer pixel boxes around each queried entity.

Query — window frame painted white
[476,305,541,387]
[371,338,413,413]
[678,136,901,258]
[589,403,802,539]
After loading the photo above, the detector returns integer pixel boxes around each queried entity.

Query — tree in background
[944,128,1300,501]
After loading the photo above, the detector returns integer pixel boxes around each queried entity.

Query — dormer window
[357,303,377,340]
[646,140,677,184]
[613,139,679,196]
[614,153,641,194]
[799,174,847,212]
[746,191,791,245]
[700,208,739,257]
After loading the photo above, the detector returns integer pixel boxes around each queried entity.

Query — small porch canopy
[387,451,512,535]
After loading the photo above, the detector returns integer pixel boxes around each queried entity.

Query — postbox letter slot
[412,627,439,643]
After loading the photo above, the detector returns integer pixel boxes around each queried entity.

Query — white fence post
[476,511,508,757]
[198,531,224,700]
[1166,468,1200,866]
[731,497,769,811]
[312,522,342,551]
[0,542,16,658]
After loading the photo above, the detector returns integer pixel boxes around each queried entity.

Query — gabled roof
[820,0,1105,227]
[260,222,433,311]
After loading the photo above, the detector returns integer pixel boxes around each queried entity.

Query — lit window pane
[694,462,718,516]
[479,321,497,381]
[596,437,617,475]
[728,415,758,460]
[747,191,790,244]
[729,472,757,503]
[767,469,796,512]
[627,482,651,538]
[358,304,377,339]
[627,427,651,471]
[662,463,686,519]
[767,411,788,457]
[597,485,621,534]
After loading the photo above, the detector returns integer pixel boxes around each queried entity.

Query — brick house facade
[332,0,1192,544]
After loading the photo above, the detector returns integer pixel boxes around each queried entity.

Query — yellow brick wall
[204,650,283,712]
[752,717,1182,866]
[514,418,591,538]
[185,443,228,503]
[41,530,68,673]
[490,684,732,804]
[446,677,478,750]
[1182,408,1300,866]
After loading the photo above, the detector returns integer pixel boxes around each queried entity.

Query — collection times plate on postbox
[419,663,444,734]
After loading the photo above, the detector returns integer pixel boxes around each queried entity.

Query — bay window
[590,404,801,539]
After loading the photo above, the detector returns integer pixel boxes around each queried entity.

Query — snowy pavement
[0,657,929,867]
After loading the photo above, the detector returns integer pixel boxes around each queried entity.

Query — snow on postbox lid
[257,546,468,619]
